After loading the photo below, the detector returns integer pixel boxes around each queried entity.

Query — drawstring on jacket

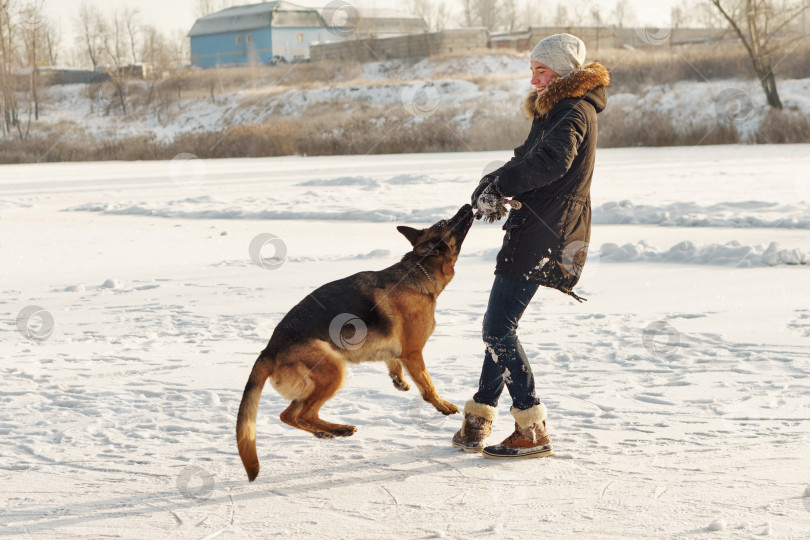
[567,290,587,303]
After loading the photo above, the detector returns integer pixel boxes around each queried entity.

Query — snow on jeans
[473,274,542,411]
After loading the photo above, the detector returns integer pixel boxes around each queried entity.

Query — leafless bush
[5,42,810,164]
[754,108,810,143]
[14,105,807,164]
[598,43,810,93]
[598,107,742,147]
[169,123,298,158]
[151,60,359,100]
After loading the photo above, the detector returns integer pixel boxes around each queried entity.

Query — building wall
[270,27,337,62]
[191,28,274,68]
[310,29,487,63]
[354,17,428,39]
[490,26,731,53]
[191,26,341,67]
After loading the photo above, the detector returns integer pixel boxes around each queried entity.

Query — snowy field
[2,144,810,538]
[38,53,810,145]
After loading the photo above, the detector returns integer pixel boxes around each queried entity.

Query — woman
[452,33,610,459]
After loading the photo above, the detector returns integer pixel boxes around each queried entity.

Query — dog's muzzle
[449,204,475,245]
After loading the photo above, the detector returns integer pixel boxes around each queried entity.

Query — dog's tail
[236,354,272,482]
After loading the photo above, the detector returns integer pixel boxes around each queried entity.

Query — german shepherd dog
[237,204,474,481]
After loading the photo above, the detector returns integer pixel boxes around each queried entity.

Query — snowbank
[66,194,810,230]
[594,199,810,228]
[34,53,810,146]
[599,239,808,267]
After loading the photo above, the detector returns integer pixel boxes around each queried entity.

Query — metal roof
[356,8,425,20]
[354,7,428,36]
[188,1,325,37]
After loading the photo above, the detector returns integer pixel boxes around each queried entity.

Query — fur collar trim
[522,61,610,119]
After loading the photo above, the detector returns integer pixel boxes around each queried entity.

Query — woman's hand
[474,183,508,223]
[471,175,496,207]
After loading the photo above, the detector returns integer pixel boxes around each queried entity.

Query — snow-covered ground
[2,144,810,538]
[33,53,810,145]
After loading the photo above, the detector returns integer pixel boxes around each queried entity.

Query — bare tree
[80,6,136,117]
[612,0,630,27]
[672,0,715,28]
[457,0,509,31]
[554,4,570,26]
[502,0,519,32]
[406,0,452,31]
[194,0,240,18]
[194,0,221,18]
[43,15,58,65]
[696,0,727,28]
[123,6,139,64]
[671,4,685,29]
[75,2,104,69]
[570,0,593,32]
[476,0,502,31]
[102,9,128,68]
[20,0,45,127]
[433,2,452,31]
[101,10,131,115]
[591,5,603,51]
[519,0,545,26]
[460,0,475,27]
[710,0,810,109]
[140,23,173,118]
[171,28,189,69]
[140,24,172,75]
[0,0,19,135]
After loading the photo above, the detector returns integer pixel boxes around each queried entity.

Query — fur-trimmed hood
[522,61,610,118]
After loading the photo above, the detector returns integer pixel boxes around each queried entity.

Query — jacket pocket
[502,206,528,231]
[500,211,526,264]
[557,198,591,282]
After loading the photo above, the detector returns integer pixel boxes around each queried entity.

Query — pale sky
[50,0,681,60]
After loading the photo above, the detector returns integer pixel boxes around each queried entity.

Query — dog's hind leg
[287,348,357,438]
[385,357,410,392]
[280,400,303,429]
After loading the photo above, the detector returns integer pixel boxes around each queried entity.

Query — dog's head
[396,204,474,273]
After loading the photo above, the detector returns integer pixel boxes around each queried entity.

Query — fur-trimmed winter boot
[452,400,497,452]
[482,403,553,459]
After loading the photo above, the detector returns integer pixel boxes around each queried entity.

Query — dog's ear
[397,226,422,246]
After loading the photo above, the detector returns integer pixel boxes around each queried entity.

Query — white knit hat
[530,33,586,77]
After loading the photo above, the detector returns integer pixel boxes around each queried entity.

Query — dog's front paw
[333,425,357,437]
[436,400,460,415]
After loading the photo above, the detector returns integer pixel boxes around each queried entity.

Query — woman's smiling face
[530,61,559,93]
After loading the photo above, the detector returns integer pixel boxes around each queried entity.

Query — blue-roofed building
[188,1,337,68]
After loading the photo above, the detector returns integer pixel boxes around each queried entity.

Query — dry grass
[598,108,742,147]
[142,42,810,98]
[598,42,810,93]
[754,107,810,143]
[73,41,810,118]
[154,60,362,99]
[7,102,808,164]
[3,41,810,163]
[0,123,301,163]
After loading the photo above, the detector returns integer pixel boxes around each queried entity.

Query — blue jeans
[473,275,541,410]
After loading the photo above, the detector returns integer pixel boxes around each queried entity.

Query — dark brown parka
[490,61,610,302]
